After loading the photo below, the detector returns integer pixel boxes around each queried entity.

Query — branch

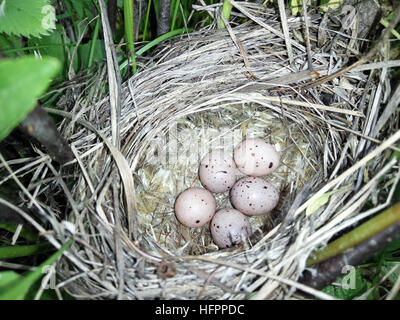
[300,201,400,290]
[299,220,400,290]
[307,202,400,266]
[302,0,313,72]
[19,106,74,165]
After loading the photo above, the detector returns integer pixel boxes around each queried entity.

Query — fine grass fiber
[2,2,400,299]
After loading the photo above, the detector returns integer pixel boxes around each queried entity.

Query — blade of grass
[0,239,73,300]
[124,0,137,74]
[136,27,192,55]
[0,242,53,260]
[171,0,180,31]
[0,223,38,242]
[307,202,400,266]
[2,43,76,54]
[120,27,192,70]
[0,271,21,288]
[371,251,386,288]
[143,0,152,41]
[87,14,101,73]
[381,18,400,40]
[219,0,233,28]
[153,0,159,19]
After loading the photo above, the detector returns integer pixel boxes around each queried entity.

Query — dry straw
[2,2,400,299]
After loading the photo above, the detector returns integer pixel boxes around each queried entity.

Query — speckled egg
[210,208,252,249]
[230,177,279,216]
[174,188,216,227]
[199,150,237,193]
[233,138,280,176]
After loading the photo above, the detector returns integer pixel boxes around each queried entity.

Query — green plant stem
[0,242,53,260]
[123,0,137,74]
[219,0,233,28]
[143,0,152,41]
[171,0,180,31]
[307,202,400,266]
[87,14,101,73]
[3,43,76,54]
[153,0,159,18]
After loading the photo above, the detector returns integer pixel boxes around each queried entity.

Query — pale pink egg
[174,188,216,227]
[210,208,252,248]
[199,150,237,193]
[234,138,280,176]
[230,177,279,216]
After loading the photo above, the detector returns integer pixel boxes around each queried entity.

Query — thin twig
[301,0,314,72]
[98,0,122,148]
[221,15,257,80]
[113,175,125,300]
[277,0,294,67]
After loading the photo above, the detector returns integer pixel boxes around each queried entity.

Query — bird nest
[7,2,400,299]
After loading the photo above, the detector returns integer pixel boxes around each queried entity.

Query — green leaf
[79,39,105,70]
[0,0,56,38]
[0,223,39,242]
[0,33,21,57]
[24,280,59,300]
[120,28,193,71]
[289,0,311,16]
[306,192,332,216]
[306,184,352,216]
[383,237,400,255]
[124,0,137,74]
[0,242,53,260]
[322,268,370,300]
[219,0,233,28]
[28,27,66,73]
[135,29,193,55]
[320,0,343,12]
[0,239,72,300]
[380,18,400,40]
[0,271,22,289]
[381,265,400,286]
[69,0,85,20]
[0,56,61,141]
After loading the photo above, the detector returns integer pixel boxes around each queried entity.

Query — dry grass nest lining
[18,4,400,299]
